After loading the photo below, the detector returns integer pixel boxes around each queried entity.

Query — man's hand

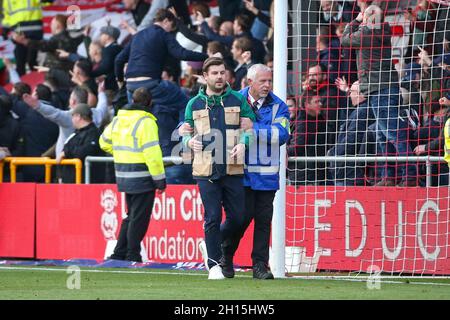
[0,147,11,160]
[168,7,179,19]
[335,77,349,93]
[22,93,40,109]
[244,0,259,16]
[240,117,253,131]
[178,123,194,136]
[56,49,70,59]
[12,32,29,45]
[192,74,207,85]
[188,135,203,152]
[97,79,106,93]
[241,50,252,64]
[70,70,83,85]
[195,11,205,24]
[418,46,432,67]
[356,12,364,22]
[56,151,65,164]
[229,143,245,159]
[439,97,450,106]
[414,144,426,155]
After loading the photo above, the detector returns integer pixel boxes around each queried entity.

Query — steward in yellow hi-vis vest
[99,88,165,263]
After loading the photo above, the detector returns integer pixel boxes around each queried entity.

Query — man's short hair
[76,59,92,78]
[13,82,31,98]
[301,90,320,108]
[35,84,52,102]
[132,87,152,107]
[72,103,93,121]
[234,14,252,32]
[54,14,68,29]
[71,86,89,104]
[154,8,176,23]
[247,64,272,81]
[202,57,225,73]
[192,2,211,18]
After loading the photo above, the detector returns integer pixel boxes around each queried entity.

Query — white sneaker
[208,265,225,280]
[198,240,209,271]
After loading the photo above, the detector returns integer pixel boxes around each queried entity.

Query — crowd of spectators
[0,0,274,184]
[2,0,450,187]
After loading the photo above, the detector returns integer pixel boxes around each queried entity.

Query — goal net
[285,0,450,276]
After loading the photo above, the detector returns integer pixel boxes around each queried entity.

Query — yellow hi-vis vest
[2,0,43,29]
[444,118,450,166]
[100,109,165,193]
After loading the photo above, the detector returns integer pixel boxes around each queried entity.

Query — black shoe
[220,256,235,278]
[253,262,274,280]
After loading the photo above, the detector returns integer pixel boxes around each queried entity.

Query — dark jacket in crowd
[0,107,21,154]
[91,42,123,91]
[319,0,359,25]
[131,0,150,27]
[28,30,83,72]
[63,122,104,183]
[115,24,208,82]
[341,20,399,96]
[10,97,59,182]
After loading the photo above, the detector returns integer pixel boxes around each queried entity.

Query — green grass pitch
[0,266,449,300]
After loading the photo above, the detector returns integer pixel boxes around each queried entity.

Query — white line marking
[289,276,450,287]
[0,266,252,278]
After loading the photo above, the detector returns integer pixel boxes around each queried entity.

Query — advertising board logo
[100,189,118,240]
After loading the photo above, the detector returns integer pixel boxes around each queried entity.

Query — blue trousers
[368,87,416,180]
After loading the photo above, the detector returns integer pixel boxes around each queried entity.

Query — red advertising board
[2,183,446,274]
[0,183,36,258]
[286,186,450,275]
[35,184,254,266]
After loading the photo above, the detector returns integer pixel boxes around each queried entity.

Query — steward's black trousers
[224,187,276,266]
[112,191,155,262]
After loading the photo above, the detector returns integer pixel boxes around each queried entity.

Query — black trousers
[13,29,42,76]
[112,191,155,262]
[224,187,276,266]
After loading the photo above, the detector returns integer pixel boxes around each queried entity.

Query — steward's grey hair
[247,64,272,81]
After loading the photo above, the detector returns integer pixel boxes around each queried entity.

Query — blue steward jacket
[239,87,290,191]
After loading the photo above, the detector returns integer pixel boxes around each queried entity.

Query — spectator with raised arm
[12,15,83,74]
[198,12,267,64]
[341,5,417,186]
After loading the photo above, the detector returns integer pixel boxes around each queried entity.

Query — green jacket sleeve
[182,99,195,148]
[239,96,256,147]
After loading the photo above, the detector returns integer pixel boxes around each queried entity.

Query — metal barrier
[288,156,446,187]
[84,156,183,184]
[0,157,83,184]
[0,157,50,183]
